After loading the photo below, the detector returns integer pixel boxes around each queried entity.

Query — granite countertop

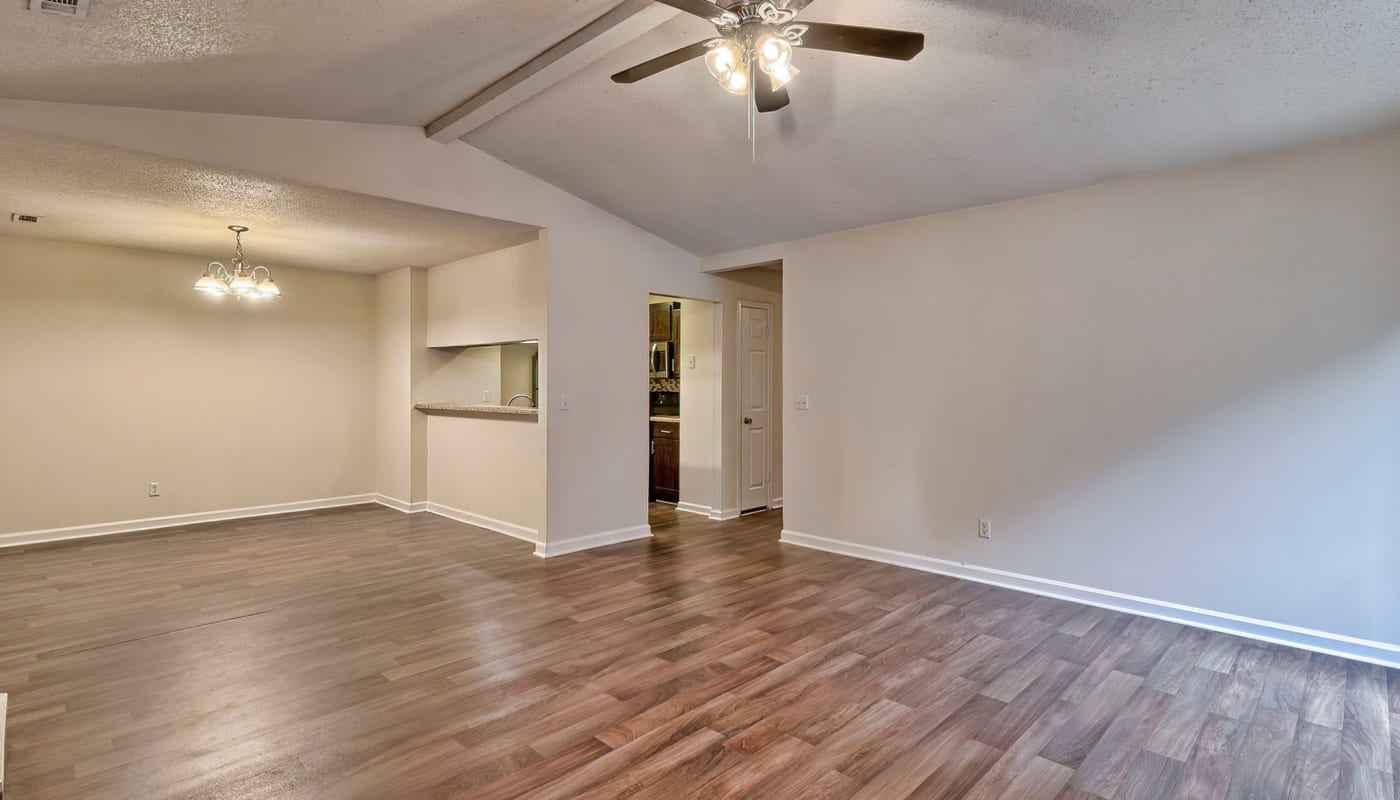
[649,415,681,423]
[415,403,538,418]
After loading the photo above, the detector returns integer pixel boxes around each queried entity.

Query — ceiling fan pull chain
[749,60,757,163]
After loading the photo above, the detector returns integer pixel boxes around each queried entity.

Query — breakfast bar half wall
[375,238,548,549]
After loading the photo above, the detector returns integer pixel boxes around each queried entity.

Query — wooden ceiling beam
[426,0,680,143]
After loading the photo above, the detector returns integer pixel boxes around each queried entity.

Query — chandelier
[193,225,282,299]
[703,2,807,98]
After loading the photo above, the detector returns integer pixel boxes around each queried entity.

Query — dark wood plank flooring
[0,503,1394,799]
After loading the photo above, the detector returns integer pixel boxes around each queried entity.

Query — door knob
[744,417,753,425]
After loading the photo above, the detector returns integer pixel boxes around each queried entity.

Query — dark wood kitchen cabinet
[649,302,675,343]
[650,420,679,503]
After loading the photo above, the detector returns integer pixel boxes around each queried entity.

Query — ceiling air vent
[10,214,42,224]
[29,0,90,17]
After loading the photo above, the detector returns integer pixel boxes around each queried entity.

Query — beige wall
[374,267,427,506]
[426,415,544,539]
[417,240,547,539]
[675,298,719,513]
[422,346,502,405]
[0,234,376,537]
[427,239,545,348]
[500,343,536,403]
[0,102,787,547]
[774,130,1400,650]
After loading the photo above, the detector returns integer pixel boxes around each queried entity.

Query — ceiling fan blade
[650,0,726,20]
[611,40,713,84]
[754,77,791,113]
[796,22,925,60]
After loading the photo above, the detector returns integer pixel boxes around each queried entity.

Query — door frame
[645,293,724,520]
[737,299,774,514]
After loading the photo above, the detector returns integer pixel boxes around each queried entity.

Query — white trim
[425,502,539,545]
[534,524,652,558]
[769,496,783,509]
[779,529,1400,669]
[676,501,714,517]
[374,494,428,514]
[0,691,7,799]
[709,507,741,521]
[0,494,378,550]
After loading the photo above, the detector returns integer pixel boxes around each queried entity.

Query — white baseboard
[374,495,427,514]
[769,496,783,509]
[780,529,1400,670]
[0,494,378,550]
[709,508,740,521]
[424,502,539,545]
[534,524,652,558]
[676,502,713,517]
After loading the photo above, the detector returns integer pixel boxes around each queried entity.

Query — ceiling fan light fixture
[722,67,749,95]
[765,59,798,90]
[756,34,792,71]
[705,39,747,94]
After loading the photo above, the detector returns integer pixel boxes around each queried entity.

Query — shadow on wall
[793,171,1400,647]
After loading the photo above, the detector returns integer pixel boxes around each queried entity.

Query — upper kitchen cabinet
[650,301,676,343]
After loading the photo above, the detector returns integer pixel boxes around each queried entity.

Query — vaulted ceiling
[3,0,1400,257]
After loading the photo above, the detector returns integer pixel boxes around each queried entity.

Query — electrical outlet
[978,519,991,539]
[795,394,810,411]
[148,482,160,498]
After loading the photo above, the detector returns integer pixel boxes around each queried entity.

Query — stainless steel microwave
[649,341,676,379]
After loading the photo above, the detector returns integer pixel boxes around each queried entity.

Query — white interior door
[739,302,771,513]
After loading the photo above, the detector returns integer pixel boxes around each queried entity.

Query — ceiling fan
[611,0,925,114]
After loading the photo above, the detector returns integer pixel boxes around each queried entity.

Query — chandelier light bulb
[229,272,258,295]
[195,226,281,301]
[194,266,230,295]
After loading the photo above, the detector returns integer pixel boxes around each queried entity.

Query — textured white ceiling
[0,128,538,273]
[0,0,618,125]
[463,0,1400,254]
[3,0,1400,256]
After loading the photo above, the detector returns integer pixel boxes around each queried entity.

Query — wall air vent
[10,214,42,224]
[29,0,90,17]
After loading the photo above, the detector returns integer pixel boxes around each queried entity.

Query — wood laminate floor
[0,504,1395,799]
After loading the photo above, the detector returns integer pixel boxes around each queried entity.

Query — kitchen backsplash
[650,378,679,392]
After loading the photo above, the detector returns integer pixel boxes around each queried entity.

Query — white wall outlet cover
[482,389,491,402]
[148,482,160,497]
[795,394,810,410]
[978,519,991,539]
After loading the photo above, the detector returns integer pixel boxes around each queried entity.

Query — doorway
[739,300,773,513]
